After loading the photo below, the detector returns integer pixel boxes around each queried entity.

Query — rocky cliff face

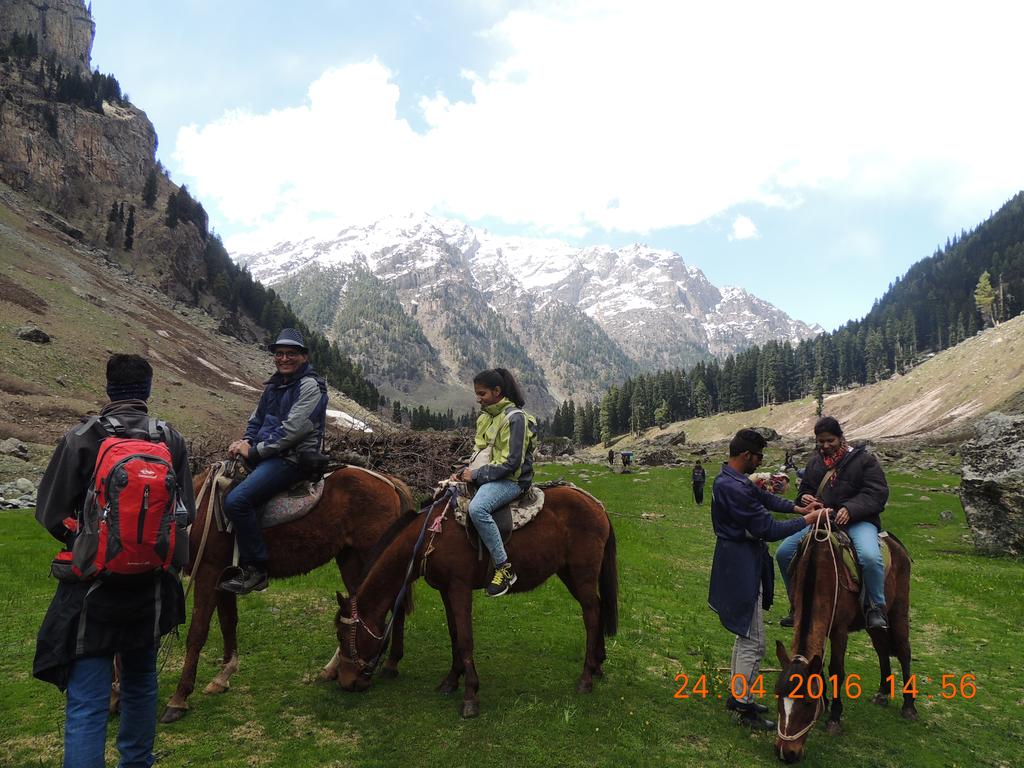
[0,0,93,70]
[0,65,157,214]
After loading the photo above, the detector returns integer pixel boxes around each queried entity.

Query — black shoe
[727,696,768,714]
[865,606,888,631]
[218,565,268,595]
[485,562,517,597]
[739,711,777,731]
[779,612,794,628]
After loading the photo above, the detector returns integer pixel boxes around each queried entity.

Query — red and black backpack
[64,416,179,579]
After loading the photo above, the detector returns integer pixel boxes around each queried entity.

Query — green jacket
[471,397,537,488]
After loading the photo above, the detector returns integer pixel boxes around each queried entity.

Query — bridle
[336,594,388,679]
[336,487,457,680]
[776,654,826,742]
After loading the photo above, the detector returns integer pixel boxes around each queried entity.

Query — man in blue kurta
[708,429,822,730]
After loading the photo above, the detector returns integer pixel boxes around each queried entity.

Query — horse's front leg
[449,584,479,718]
[826,634,847,735]
[886,603,918,720]
[203,590,239,695]
[381,593,407,680]
[436,589,464,695]
[161,562,220,723]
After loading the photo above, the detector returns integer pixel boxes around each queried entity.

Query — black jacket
[33,400,195,690]
[796,447,888,531]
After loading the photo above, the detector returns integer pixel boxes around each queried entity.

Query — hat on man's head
[268,328,308,353]
[106,353,153,402]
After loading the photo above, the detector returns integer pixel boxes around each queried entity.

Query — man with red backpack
[34,354,195,768]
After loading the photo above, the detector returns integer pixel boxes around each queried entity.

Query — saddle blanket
[259,478,325,528]
[451,483,546,531]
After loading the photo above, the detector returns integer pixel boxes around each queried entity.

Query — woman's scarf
[821,441,848,486]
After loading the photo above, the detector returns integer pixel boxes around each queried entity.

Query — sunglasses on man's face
[273,351,304,360]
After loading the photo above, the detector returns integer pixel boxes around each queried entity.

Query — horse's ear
[336,591,348,608]
[775,640,790,666]
[809,654,823,675]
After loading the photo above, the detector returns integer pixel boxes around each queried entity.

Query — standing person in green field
[691,460,707,505]
[450,368,537,597]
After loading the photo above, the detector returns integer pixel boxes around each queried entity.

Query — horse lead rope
[777,509,840,743]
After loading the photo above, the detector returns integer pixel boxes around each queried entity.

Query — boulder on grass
[960,412,1024,557]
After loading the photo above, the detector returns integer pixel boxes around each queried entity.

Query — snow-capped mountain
[233,213,823,410]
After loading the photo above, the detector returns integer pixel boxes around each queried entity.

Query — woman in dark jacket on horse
[219,328,328,595]
[775,416,890,630]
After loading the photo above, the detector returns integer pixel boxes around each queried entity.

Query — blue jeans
[65,645,158,768]
[776,522,886,610]
[468,480,524,566]
[224,457,303,566]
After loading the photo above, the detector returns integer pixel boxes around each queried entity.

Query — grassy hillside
[1,461,1018,767]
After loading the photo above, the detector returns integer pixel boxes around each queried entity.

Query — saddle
[792,530,899,594]
[451,482,546,545]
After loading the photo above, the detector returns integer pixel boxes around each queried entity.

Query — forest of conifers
[548,191,1024,444]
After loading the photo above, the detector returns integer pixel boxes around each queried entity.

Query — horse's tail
[599,524,619,637]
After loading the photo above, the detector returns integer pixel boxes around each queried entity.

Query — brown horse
[159,464,416,724]
[774,524,917,762]
[333,484,618,718]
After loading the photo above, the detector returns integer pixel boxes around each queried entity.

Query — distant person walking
[607,448,615,467]
[708,429,822,730]
[33,354,196,768]
[691,460,707,504]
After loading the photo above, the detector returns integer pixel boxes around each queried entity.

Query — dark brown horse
[333,484,618,718]
[159,464,416,724]
[774,524,917,762]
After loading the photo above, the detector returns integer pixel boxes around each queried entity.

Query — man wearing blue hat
[219,328,329,594]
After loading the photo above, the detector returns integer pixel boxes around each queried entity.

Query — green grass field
[1,460,1020,767]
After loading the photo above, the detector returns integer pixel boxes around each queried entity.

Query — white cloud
[729,215,759,241]
[173,0,1024,252]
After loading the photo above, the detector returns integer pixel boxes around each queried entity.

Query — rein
[777,511,840,743]
[338,487,457,677]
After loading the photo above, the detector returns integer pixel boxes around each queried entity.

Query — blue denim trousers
[775,522,886,609]
[467,479,524,566]
[64,645,158,768]
[224,457,303,566]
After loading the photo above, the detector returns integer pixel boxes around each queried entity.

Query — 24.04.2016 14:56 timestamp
[672,673,977,701]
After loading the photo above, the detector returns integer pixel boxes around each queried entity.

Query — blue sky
[89,1,1024,332]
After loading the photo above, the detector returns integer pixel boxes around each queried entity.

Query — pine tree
[974,271,996,327]
[124,205,135,251]
[142,167,159,208]
[392,400,402,424]
[165,191,179,228]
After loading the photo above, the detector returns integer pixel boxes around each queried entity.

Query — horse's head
[333,591,381,692]
[774,641,826,763]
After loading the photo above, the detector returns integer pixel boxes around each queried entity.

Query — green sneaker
[485,562,517,597]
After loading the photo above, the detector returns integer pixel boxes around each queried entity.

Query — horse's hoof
[159,706,188,725]
[871,692,889,707]
[203,681,229,695]
[576,679,594,694]
[826,720,842,736]
[379,667,399,680]
[901,707,919,721]
[436,681,459,695]
[461,700,480,719]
